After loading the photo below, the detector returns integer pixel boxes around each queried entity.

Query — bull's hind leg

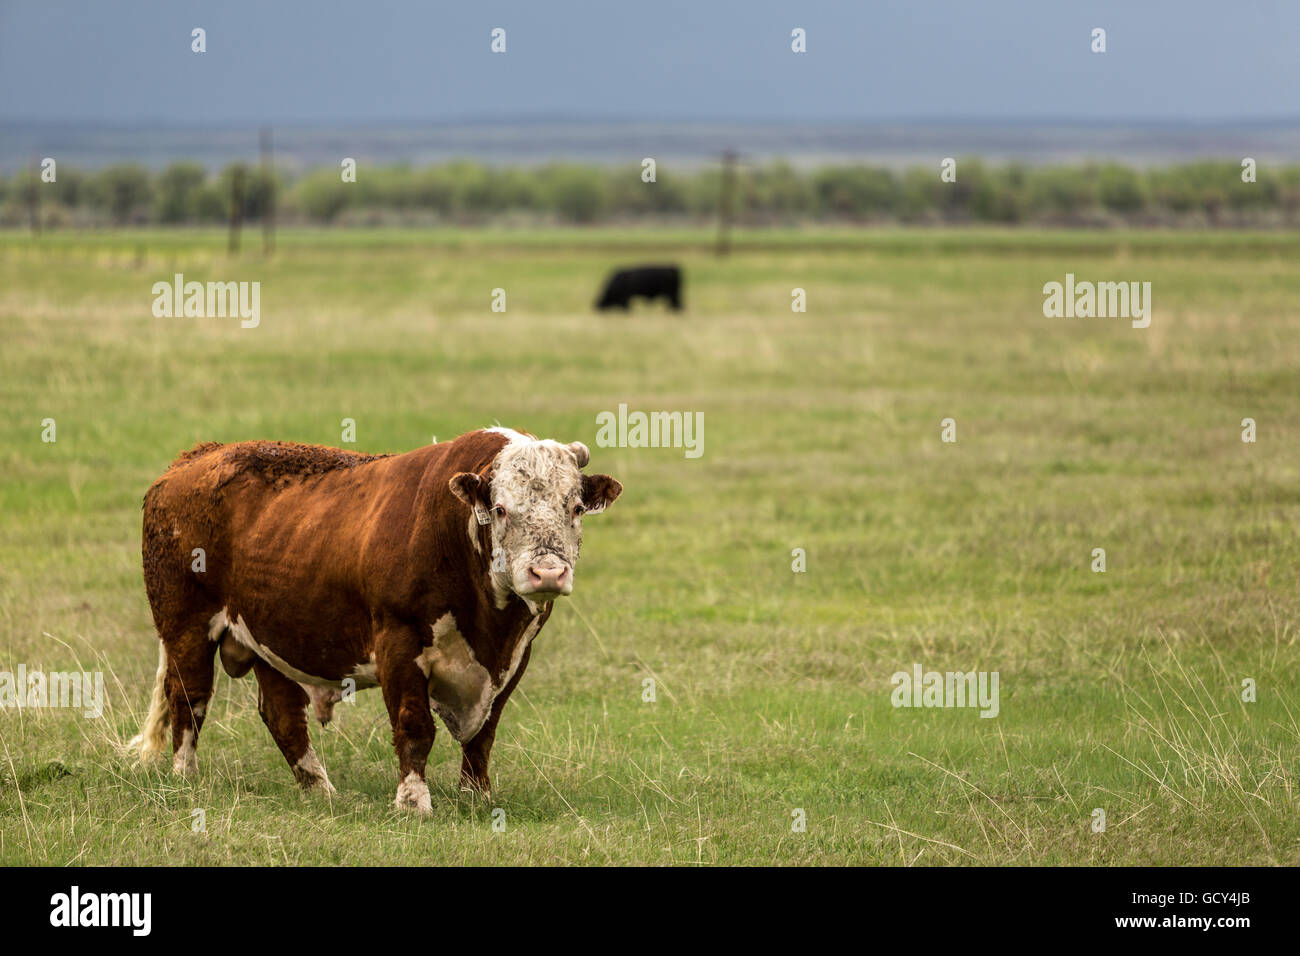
[252,660,336,793]
[163,621,219,776]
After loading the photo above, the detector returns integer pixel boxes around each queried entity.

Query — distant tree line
[3,158,1297,228]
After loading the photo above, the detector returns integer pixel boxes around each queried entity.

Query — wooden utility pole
[28,154,41,236]
[260,126,275,256]
[715,149,738,257]
[228,166,245,255]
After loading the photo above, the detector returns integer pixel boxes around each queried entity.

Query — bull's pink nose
[527,564,571,591]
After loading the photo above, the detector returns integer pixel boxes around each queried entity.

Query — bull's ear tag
[474,505,492,525]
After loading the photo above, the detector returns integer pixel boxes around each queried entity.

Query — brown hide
[139,428,577,804]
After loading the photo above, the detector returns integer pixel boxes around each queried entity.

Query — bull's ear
[581,474,622,515]
[449,472,488,508]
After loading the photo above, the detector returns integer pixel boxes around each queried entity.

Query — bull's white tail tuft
[127,642,169,763]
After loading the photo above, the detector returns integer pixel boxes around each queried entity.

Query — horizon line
[5,115,1300,130]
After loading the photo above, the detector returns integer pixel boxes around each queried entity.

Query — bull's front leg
[460,643,533,799]
[376,626,437,814]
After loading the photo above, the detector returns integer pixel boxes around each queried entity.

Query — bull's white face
[490,439,586,599]
[452,433,621,606]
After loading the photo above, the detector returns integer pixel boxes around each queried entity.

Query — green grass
[1,227,1297,865]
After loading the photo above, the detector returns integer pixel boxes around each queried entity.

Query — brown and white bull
[130,427,622,810]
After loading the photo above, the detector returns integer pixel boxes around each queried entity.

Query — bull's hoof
[395,772,433,814]
[293,751,335,794]
[172,731,198,776]
[458,772,492,800]
[172,754,197,776]
[298,773,337,795]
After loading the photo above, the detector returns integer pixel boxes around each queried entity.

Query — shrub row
[4,158,1296,227]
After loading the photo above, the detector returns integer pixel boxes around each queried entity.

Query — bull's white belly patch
[348,660,379,687]
[208,608,371,690]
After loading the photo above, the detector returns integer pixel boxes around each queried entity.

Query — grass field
[1,227,1297,865]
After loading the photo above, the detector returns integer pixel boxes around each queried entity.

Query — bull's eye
[573,503,585,517]
[493,505,507,519]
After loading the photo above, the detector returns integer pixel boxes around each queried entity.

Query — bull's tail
[126,642,169,763]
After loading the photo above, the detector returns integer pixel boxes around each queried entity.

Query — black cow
[595,265,683,312]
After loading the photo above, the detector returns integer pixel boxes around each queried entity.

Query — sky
[1,0,1297,125]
